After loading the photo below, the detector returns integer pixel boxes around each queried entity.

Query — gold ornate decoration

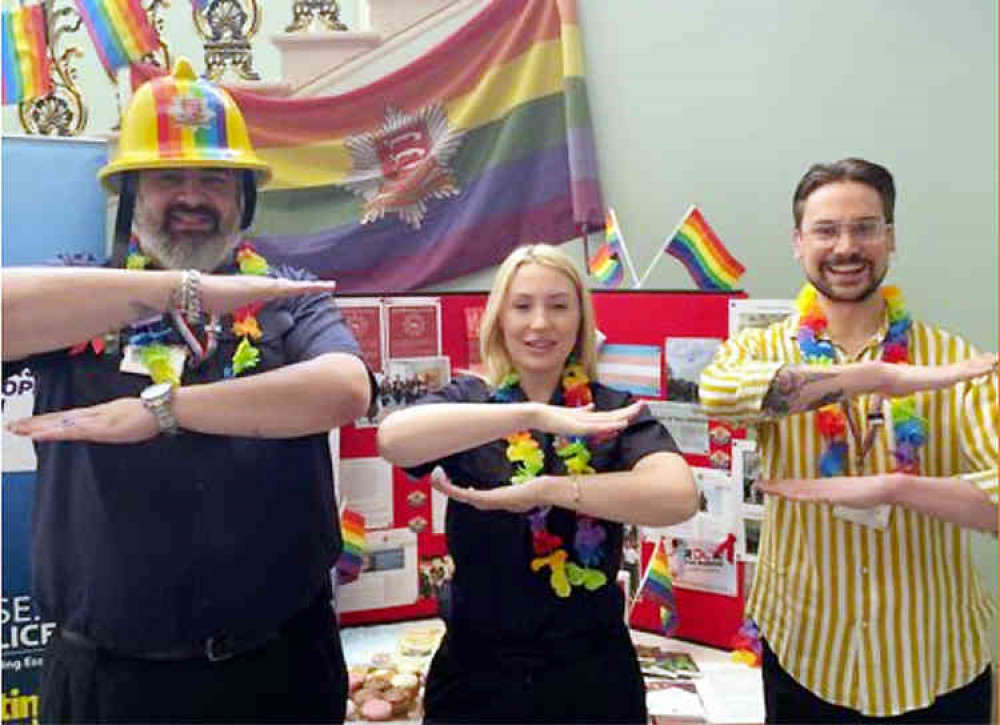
[17,1,86,136]
[138,0,172,69]
[286,0,347,33]
[193,0,262,82]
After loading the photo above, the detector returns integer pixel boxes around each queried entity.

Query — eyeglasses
[800,219,891,245]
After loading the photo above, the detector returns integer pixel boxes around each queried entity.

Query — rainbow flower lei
[795,283,927,476]
[71,238,270,385]
[495,361,609,598]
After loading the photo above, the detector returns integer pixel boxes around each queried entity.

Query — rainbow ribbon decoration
[335,508,366,585]
[2,4,52,106]
[664,206,745,291]
[588,208,628,288]
[73,0,160,75]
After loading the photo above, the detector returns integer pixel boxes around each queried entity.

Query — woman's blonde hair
[479,244,598,385]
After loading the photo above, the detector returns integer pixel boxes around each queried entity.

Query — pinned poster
[671,536,739,597]
[338,298,385,374]
[385,298,441,359]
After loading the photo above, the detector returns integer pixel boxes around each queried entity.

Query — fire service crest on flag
[343,104,466,229]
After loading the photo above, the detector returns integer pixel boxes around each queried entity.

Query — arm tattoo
[763,365,844,415]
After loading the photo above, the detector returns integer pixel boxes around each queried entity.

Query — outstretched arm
[700,328,996,421]
[377,400,644,468]
[7,352,371,441]
[760,369,999,533]
[2,267,339,360]
[757,472,997,533]
[429,451,698,528]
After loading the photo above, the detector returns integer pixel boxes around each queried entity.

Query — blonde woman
[378,244,697,723]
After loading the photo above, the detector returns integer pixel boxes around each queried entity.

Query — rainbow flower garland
[795,283,927,476]
[495,361,608,598]
[71,239,270,385]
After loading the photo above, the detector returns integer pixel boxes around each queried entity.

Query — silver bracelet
[173,269,203,323]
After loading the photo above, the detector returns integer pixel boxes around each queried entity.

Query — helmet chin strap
[109,173,137,268]
[240,170,256,230]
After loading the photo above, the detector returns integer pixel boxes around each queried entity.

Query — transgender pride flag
[596,343,661,398]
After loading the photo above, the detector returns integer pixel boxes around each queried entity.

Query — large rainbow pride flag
[665,206,745,291]
[73,0,160,75]
[2,4,52,106]
[132,0,603,292]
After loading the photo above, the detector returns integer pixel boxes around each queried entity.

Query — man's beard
[133,202,241,272]
[806,255,888,304]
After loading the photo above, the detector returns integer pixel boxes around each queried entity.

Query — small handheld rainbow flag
[638,538,679,636]
[72,0,160,75]
[335,507,366,585]
[641,537,675,607]
[2,4,52,106]
[588,207,639,289]
[588,208,625,288]
[664,206,745,291]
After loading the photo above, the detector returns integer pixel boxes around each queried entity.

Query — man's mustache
[823,254,868,266]
[164,204,220,231]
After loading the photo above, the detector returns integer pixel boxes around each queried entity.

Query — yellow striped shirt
[699,313,997,717]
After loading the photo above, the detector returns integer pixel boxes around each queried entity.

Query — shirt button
[861,567,869,575]
[860,621,869,629]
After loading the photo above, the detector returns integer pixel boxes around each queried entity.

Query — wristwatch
[140,382,179,436]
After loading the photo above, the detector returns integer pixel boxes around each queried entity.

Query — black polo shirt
[407,376,679,642]
[7,261,368,654]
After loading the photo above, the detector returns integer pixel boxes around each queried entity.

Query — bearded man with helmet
[2,59,374,723]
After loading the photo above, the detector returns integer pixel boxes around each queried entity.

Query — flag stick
[636,204,697,289]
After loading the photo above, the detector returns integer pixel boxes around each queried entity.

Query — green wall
[428,0,1000,660]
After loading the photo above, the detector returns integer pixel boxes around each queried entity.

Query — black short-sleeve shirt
[406,376,680,642]
[7,260,371,654]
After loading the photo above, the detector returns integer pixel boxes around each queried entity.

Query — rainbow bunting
[2,4,52,106]
[588,208,626,288]
[73,0,160,75]
[335,508,366,585]
[665,206,745,291]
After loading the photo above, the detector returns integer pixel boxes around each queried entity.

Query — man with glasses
[700,158,997,723]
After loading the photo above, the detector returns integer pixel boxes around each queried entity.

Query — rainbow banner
[131,0,604,293]
[664,206,745,291]
[2,4,52,106]
[588,207,627,288]
[73,0,160,75]
[335,508,366,585]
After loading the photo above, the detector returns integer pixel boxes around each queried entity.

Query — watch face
[142,382,173,401]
